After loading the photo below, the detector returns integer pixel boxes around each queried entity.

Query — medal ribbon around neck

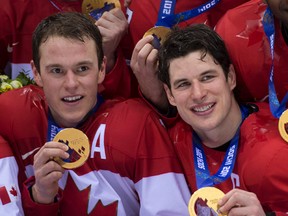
[47,94,104,141]
[156,0,221,28]
[192,105,249,189]
[263,7,288,118]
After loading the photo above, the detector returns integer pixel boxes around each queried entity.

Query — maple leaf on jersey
[60,173,118,215]
[9,187,17,197]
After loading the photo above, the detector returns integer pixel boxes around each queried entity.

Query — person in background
[122,0,250,59]
[121,0,251,104]
[0,136,24,216]
[157,24,288,215]
[0,12,190,215]
[0,0,251,100]
[215,0,288,111]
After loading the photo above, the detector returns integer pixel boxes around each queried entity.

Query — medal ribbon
[156,0,221,27]
[263,7,288,118]
[47,94,104,141]
[193,105,249,189]
[48,0,63,11]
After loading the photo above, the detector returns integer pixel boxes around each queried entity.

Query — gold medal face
[53,128,90,169]
[188,187,226,216]
[82,0,121,20]
[278,109,288,142]
[143,26,171,49]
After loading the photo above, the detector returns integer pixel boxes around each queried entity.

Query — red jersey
[168,102,288,214]
[215,0,288,103]
[112,0,250,98]
[120,0,249,59]
[0,0,81,78]
[0,136,24,215]
[0,0,131,99]
[0,85,191,215]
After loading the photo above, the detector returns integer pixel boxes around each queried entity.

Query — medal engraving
[53,128,90,169]
[188,187,226,216]
[82,0,121,20]
[143,26,171,49]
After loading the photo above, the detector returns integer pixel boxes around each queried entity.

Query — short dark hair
[32,12,104,72]
[158,24,231,89]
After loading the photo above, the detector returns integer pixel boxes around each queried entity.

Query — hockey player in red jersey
[0,0,130,99]
[0,136,24,215]
[1,0,251,100]
[0,12,190,215]
[215,0,288,107]
[157,24,288,215]
[122,0,250,58]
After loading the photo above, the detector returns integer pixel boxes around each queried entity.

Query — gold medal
[143,26,171,49]
[53,128,90,169]
[82,0,121,20]
[278,109,288,142]
[188,187,226,216]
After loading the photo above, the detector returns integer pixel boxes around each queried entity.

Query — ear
[164,84,176,106]
[227,64,236,91]
[97,57,106,84]
[31,60,43,87]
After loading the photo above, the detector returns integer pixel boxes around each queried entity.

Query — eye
[51,68,63,74]
[77,66,89,73]
[176,81,190,89]
[201,74,215,82]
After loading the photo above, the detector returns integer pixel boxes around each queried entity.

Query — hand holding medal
[82,0,121,20]
[143,26,171,50]
[53,128,90,169]
[188,187,226,216]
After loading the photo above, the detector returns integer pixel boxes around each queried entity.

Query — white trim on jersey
[0,156,24,215]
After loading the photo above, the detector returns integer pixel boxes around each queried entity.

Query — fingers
[218,189,265,216]
[95,8,128,38]
[33,141,69,169]
[131,35,156,71]
[131,35,168,108]
[32,141,69,203]
[95,8,128,72]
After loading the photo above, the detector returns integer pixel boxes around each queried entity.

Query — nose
[64,70,78,89]
[191,81,206,102]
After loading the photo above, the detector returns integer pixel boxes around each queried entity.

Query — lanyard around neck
[47,94,104,141]
[156,0,221,27]
[192,105,249,189]
[263,7,288,118]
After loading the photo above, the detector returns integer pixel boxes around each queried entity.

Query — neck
[195,100,242,148]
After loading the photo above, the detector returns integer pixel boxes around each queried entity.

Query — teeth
[63,96,82,102]
[193,104,213,112]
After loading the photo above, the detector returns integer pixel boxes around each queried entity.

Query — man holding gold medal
[0,12,191,215]
[0,0,130,99]
[153,24,288,215]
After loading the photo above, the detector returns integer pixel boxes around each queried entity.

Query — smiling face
[32,36,105,128]
[165,51,238,134]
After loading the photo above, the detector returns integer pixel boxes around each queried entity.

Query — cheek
[171,94,188,107]
[86,79,99,94]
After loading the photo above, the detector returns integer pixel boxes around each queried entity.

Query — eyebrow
[45,60,94,69]
[172,69,217,86]
[75,60,94,66]
[172,78,188,87]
